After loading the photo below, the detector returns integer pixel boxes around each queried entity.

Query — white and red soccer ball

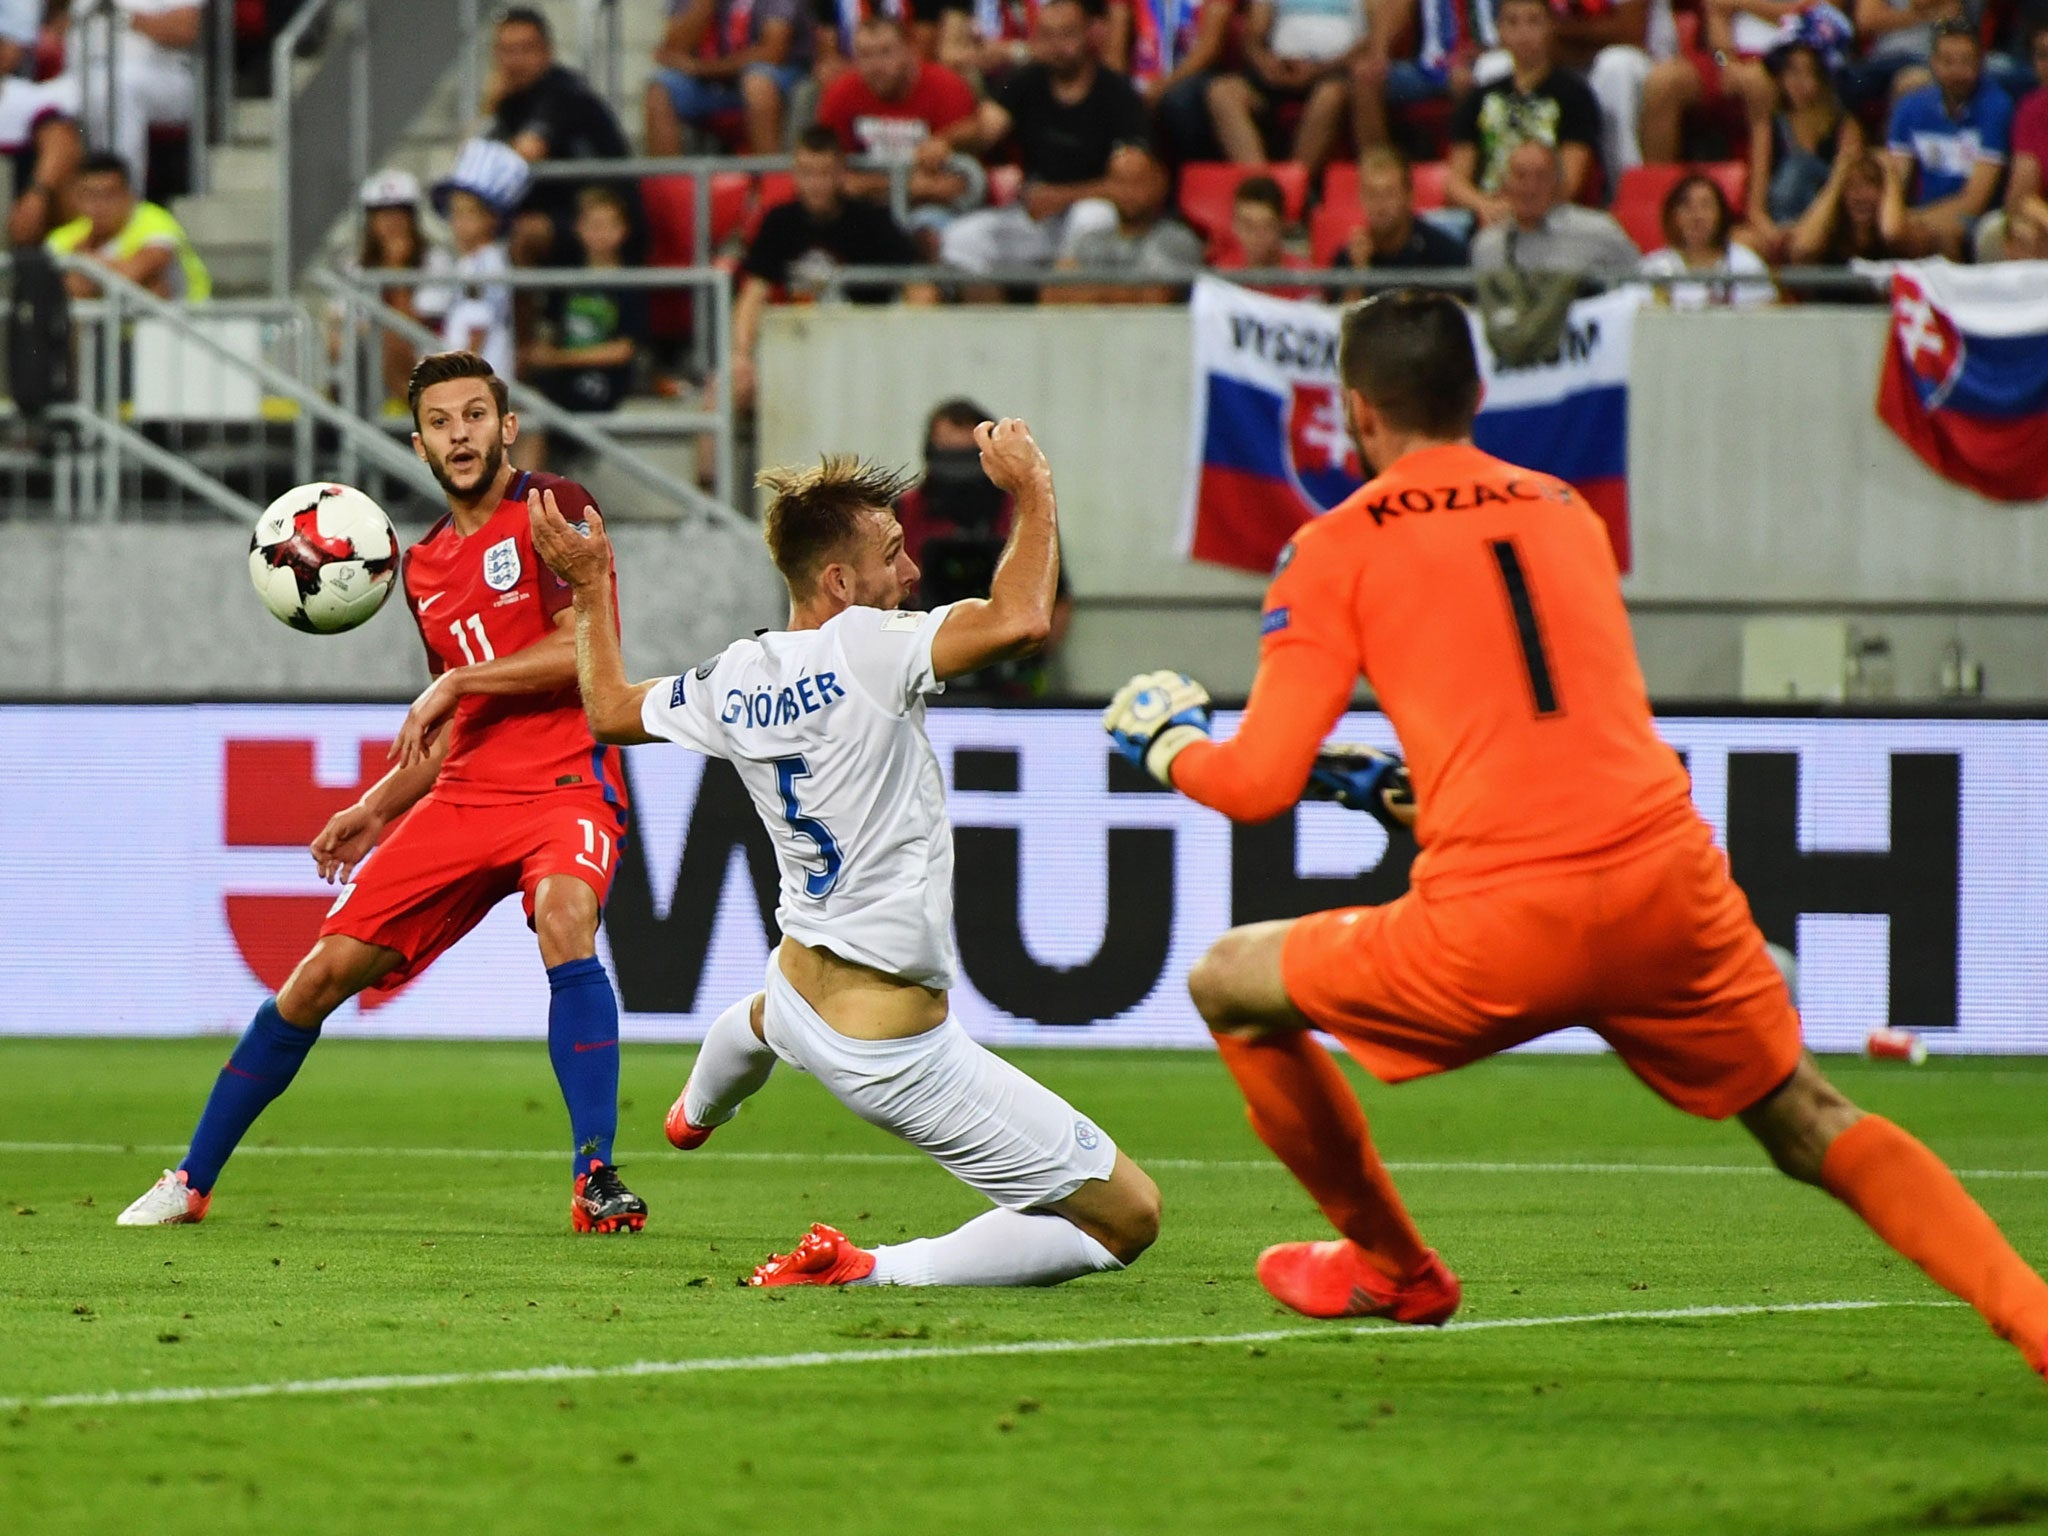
[248,482,398,634]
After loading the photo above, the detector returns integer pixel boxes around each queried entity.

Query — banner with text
[1180,275,1638,575]
[1,705,2039,1052]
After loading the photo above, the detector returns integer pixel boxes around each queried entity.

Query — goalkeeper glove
[1104,670,1212,787]
[1303,743,1417,834]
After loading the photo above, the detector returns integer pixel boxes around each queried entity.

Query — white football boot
[115,1169,211,1226]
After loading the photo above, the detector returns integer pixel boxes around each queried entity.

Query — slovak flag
[1877,260,2048,504]
[1181,277,1640,574]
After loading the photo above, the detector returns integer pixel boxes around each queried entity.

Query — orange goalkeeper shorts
[1279,818,1803,1121]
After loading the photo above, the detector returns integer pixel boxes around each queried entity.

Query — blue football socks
[178,999,321,1195]
[547,957,620,1171]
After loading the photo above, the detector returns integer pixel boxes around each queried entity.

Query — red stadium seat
[1308,201,1366,266]
[1411,160,1449,210]
[1324,159,1449,214]
[1176,162,1309,246]
[1611,162,1750,252]
[638,176,698,339]
[1611,166,1684,251]
[642,172,759,337]
[1324,161,1356,211]
[1704,158,1750,214]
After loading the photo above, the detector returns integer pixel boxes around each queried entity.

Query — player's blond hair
[758,454,916,597]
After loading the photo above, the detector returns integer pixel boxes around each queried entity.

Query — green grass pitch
[2,1039,2044,1536]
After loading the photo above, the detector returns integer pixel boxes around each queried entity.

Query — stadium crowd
[344,0,2041,407]
[191,0,2004,504]
[494,0,2046,285]
[9,3,2042,418]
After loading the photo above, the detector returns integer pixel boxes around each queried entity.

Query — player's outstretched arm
[1176,641,1359,821]
[528,489,662,745]
[1107,640,1358,823]
[928,417,1059,682]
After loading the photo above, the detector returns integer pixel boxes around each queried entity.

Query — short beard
[427,437,505,503]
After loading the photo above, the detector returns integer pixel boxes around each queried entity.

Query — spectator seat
[1176,161,1310,246]
[1322,159,1449,213]
[1308,201,1366,266]
[1611,161,1749,252]
[640,172,756,337]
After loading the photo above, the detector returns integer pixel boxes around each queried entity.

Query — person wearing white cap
[351,168,455,408]
[431,140,530,386]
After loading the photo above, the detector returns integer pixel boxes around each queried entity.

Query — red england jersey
[816,60,977,159]
[399,470,626,809]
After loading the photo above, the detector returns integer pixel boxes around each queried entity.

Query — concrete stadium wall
[760,305,2048,700]
[0,520,788,698]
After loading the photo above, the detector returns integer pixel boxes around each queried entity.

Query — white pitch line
[3,1141,2044,1180]
[0,1299,1955,1414]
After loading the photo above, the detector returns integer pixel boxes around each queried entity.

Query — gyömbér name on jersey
[714,671,849,730]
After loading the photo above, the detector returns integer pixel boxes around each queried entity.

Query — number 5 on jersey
[773,754,843,897]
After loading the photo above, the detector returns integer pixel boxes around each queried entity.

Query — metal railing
[11,253,449,521]
[319,265,745,526]
[811,264,1889,299]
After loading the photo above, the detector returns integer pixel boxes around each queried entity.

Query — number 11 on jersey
[448,614,495,665]
[773,754,843,897]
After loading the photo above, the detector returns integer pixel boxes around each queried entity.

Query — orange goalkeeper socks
[1212,1030,1432,1282]
[1821,1115,2048,1374]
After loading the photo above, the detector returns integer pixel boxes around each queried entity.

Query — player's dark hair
[925,397,990,444]
[855,12,909,36]
[498,5,551,43]
[408,351,512,429]
[1338,290,1481,440]
[759,455,917,596]
[795,124,843,156]
[1495,0,1550,20]
[79,150,132,185]
[1233,175,1285,218]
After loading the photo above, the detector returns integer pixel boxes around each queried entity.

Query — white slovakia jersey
[641,604,959,989]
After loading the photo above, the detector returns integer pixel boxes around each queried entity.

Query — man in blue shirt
[1881,21,2012,258]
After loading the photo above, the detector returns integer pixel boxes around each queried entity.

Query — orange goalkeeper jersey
[1171,441,1698,893]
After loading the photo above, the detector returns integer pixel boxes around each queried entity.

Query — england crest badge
[482,536,521,592]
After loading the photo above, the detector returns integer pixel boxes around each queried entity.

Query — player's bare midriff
[776,936,949,1041]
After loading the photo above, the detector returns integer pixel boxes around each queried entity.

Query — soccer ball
[248,482,399,634]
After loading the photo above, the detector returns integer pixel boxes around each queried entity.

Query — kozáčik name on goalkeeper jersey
[641,604,961,990]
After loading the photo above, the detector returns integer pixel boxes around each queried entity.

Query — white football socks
[682,993,778,1129]
[858,1207,1124,1287]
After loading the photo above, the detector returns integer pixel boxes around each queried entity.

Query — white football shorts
[760,958,1119,1210]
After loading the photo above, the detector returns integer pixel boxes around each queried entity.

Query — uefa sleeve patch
[669,675,688,708]
[1261,607,1291,636]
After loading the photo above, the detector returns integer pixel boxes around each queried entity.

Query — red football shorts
[1280,819,1803,1121]
[319,791,627,991]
